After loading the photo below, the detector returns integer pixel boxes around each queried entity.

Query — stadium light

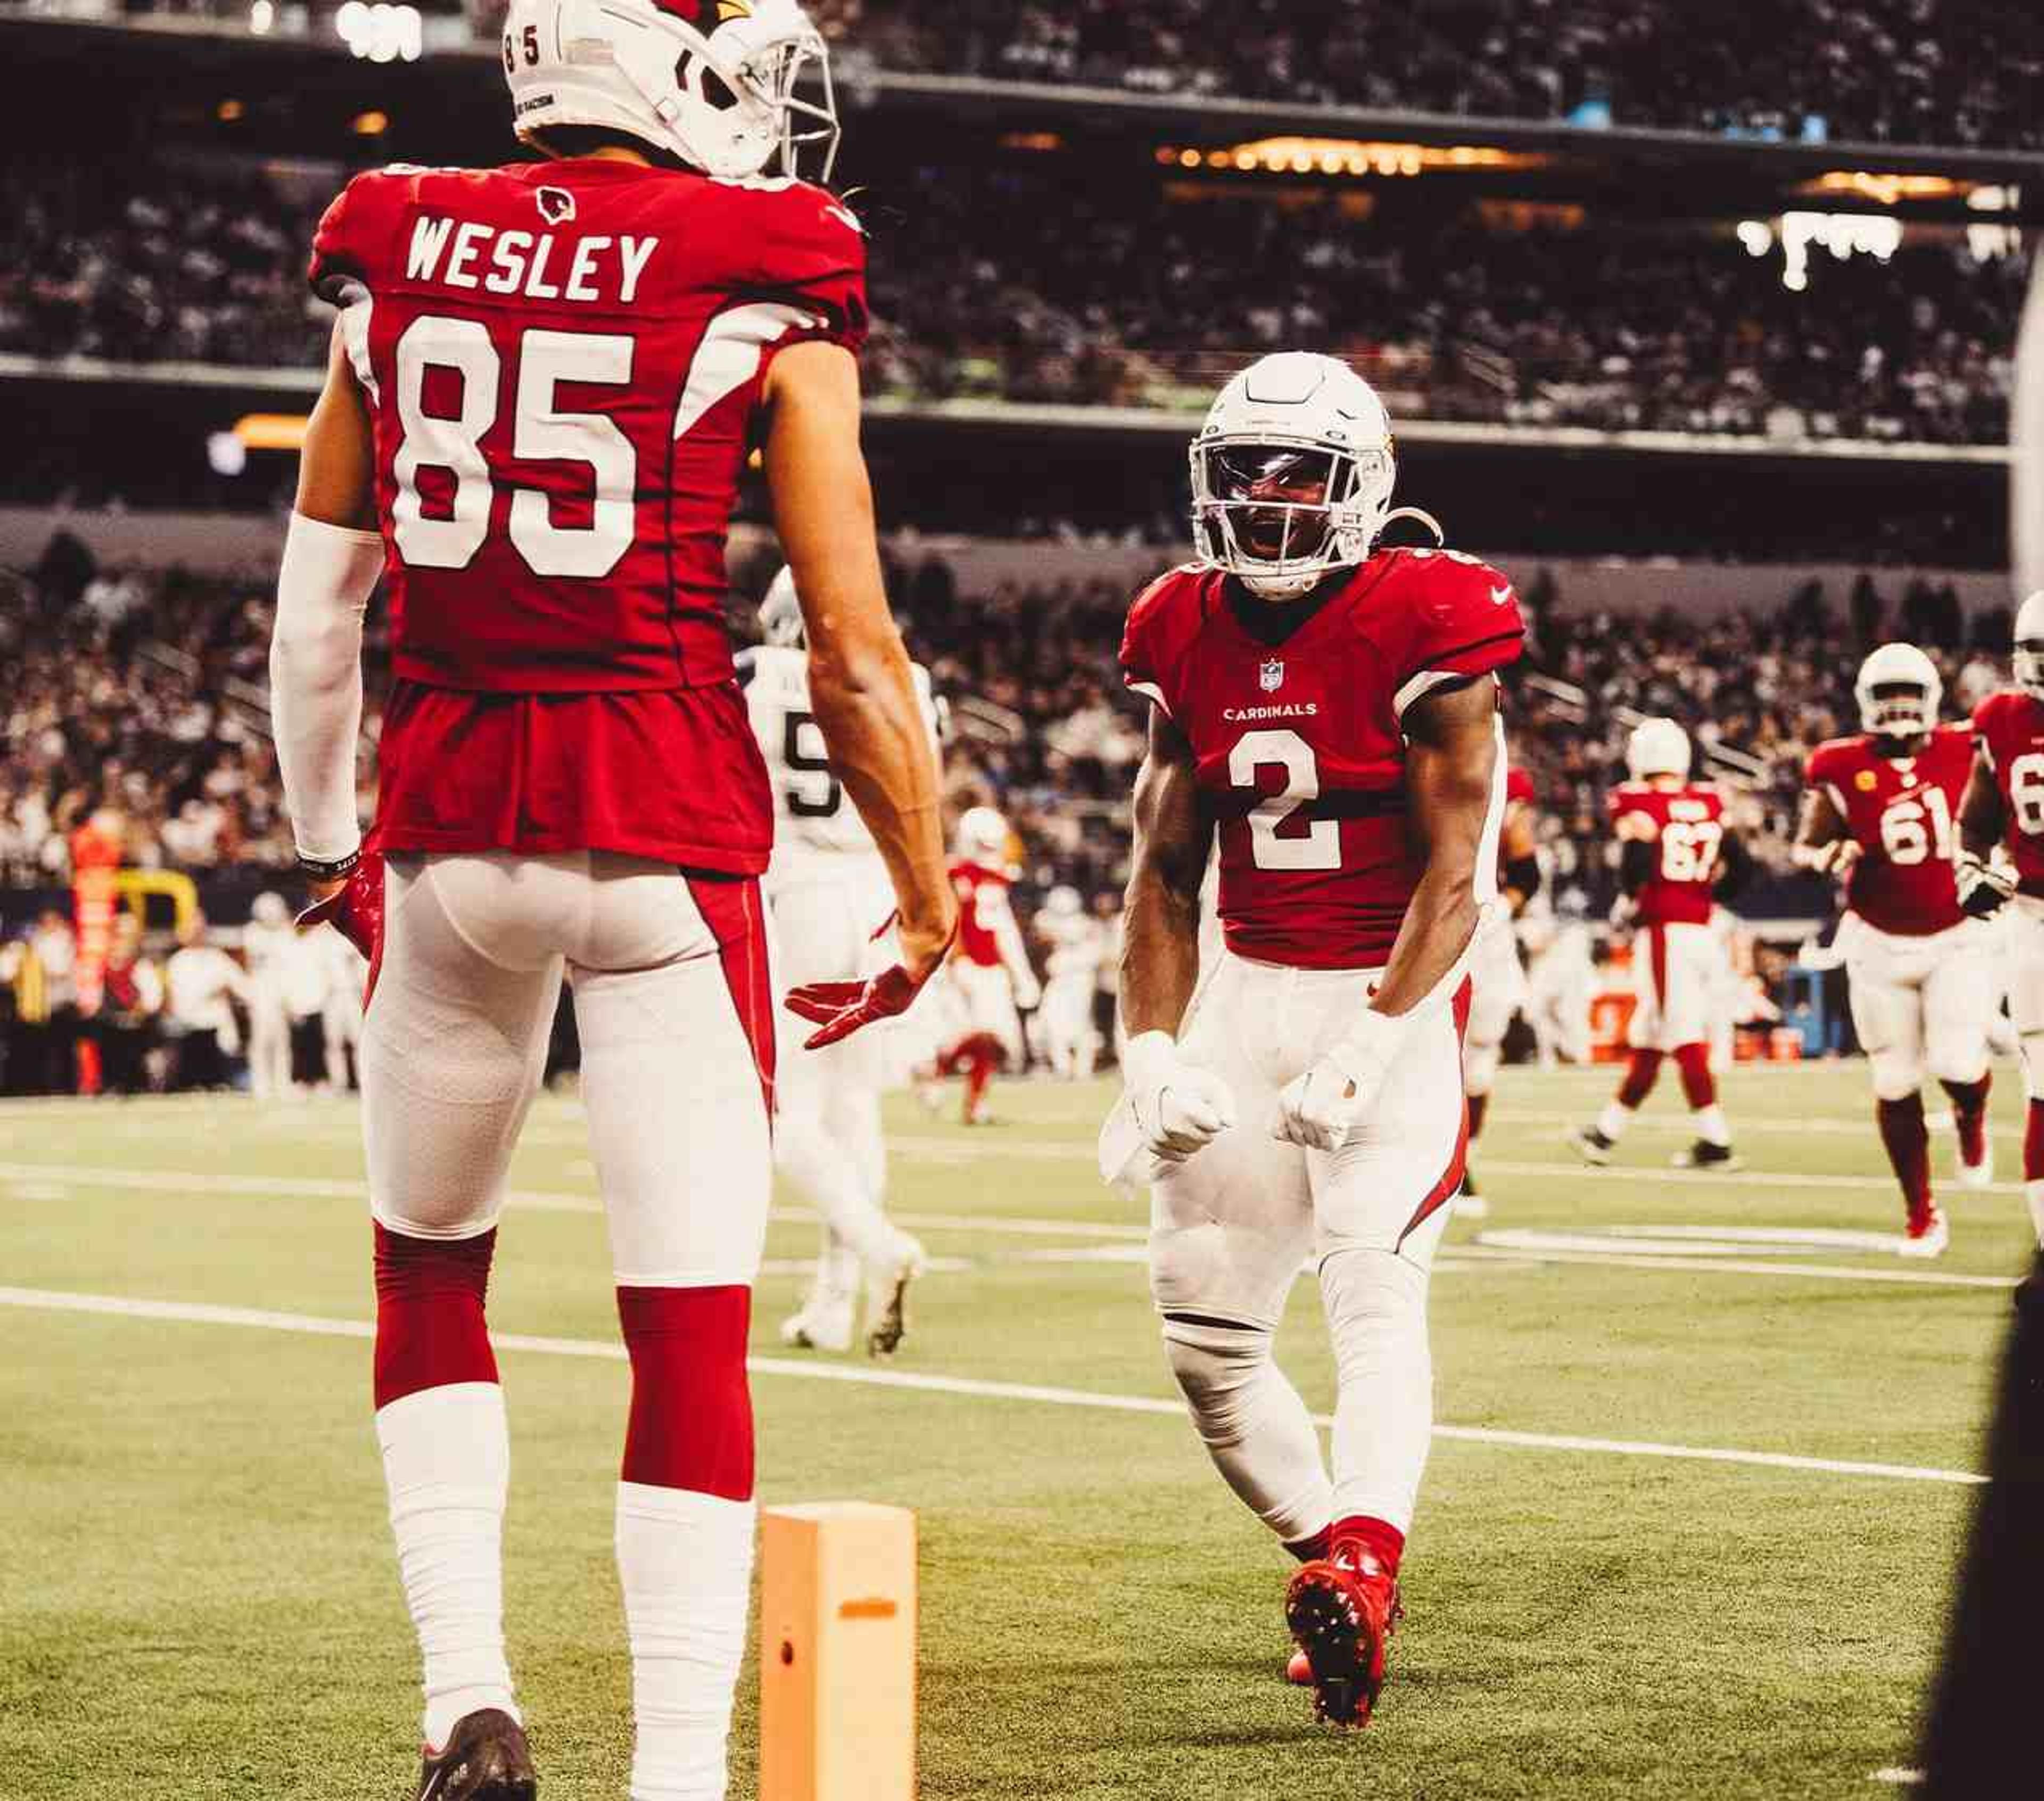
[1155,137,1540,179]
[336,2,423,63]
[248,1,274,36]
[1740,212,1902,291]
[232,414,309,452]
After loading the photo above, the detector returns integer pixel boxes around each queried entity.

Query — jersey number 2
[390,316,635,579]
[1230,730,1341,872]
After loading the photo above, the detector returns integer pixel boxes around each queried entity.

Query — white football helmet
[760,565,803,647]
[1044,885,1082,917]
[1625,717,1692,781]
[955,806,1009,864]
[2015,591,2044,701]
[1854,641,1942,739]
[250,891,290,928]
[1189,352,1398,601]
[503,0,838,183]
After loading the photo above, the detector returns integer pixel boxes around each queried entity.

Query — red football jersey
[308,158,867,870]
[1804,726,1970,935]
[950,860,1012,969]
[1607,782,1726,926]
[1121,549,1525,969]
[1499,763,1534,881]
[1974,689,2044,894]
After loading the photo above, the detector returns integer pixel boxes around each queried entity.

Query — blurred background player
[1571,718,1752,1170]
[272,3,957,1796]
[928,805,1041,1124]
[741,565,933,1356]
[1109,352,1523,1729]
[1035,885,1106,1079]
[1795,642,1992,1258]
[1959,590,2044,1256]
[241,889,297,1100]
[1460,757,1541,1211]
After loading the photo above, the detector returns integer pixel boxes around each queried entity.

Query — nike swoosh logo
[1490,585,1513,606]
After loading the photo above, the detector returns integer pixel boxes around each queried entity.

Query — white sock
[1693,1104,1732,1148]
[1319,1246,1432,1532]
[1161,1319,1332,1544]
[2027,1179,2044,1250]
[616,1482,756,1801]
[375,1382,518,1748]
[1596,1101,1635,1141]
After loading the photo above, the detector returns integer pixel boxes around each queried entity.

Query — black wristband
[296,847,361,883]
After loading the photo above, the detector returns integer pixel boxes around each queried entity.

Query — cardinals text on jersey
[1120,549,1524,969]
[1806,725,1972,934]
[1975,688,2044,894]
[1606,782,1726,926]
[308,158,867,870]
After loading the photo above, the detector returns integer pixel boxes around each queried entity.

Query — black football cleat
[415,1708,536,1801]
[1672,1139,1743,1171]
[1568,1125,1616,1166]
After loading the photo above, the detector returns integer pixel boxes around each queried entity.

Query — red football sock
[1330,1515,1406,1580]
[616,1285,754,1501]
[960,1032,1004,1121]
[1617,1049,1663,1110]
[372,1222,499,1410]
[1673,1043,1716,1109]
[1876,1095,1933,1215]
[1466,1093,1489,1142]
[2026,1099,2044,1182]
[1941,1075,1991,1166]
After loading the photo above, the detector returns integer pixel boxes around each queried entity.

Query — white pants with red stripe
[1625,919,1726,1053]
[361,851,773,1286]
[1841,912,1996,1100]
[1149,948,1463,1327]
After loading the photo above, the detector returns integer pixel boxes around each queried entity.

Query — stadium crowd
[829,0,2044,151]
[0,158,2024,448]
[2,527,2010,1089]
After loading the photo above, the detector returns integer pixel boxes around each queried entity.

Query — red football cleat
[1284,1543,1403,1729]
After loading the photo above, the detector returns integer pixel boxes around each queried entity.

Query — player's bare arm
[1791,785,1858,877]
[1957,749,2015,913]
[1498,795,1540,915]
[1372,677,1499,1015]
[271,321,382,911]
[1114,706,1232,1164]
[1271,676,1498,1151]
[762,341,955,974]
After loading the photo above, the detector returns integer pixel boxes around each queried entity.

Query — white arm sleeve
[270,511,383,863]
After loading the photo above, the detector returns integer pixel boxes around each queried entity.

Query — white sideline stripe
[0,1160,2019,1288]
[0,1285,1987,1488]
[1456,1243,2018,1292]
[1493,1105,2030,1146]
[1483,1157,2030,1198]
[1869,1770,1925,1787]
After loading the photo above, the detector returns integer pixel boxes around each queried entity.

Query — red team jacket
[308,159,867,870]
[950,860,1013,969]
[1607,782,1726,926]
[1974,689,2044,894]
[1120,549,1525,969]
[1804,725,1970,935]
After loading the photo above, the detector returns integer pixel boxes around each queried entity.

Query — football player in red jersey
[1959,590,2044,1255]
[268,4,955,1796]
[1106,352,1523,1729]
[1794,643,1993,1257]
[1459,758,1542,1212]
[922,805,1042,1124]
[1569,719,1752,1171]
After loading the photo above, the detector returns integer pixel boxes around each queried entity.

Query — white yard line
[1455,1242,2017,1292]
[0,1284,1988,1488]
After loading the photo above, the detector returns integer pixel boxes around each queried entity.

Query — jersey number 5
[390,315,635,579]
[1230,729,1341,872]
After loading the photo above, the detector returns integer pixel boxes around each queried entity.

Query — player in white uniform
[740,568,933,1354]
[1035,886,1106,1079]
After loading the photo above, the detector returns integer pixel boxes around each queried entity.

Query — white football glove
[1122,1031,1236,1166]
[1792,837,1861,880]
[1272,1012,1403,1153]
[1957,852,2016,919]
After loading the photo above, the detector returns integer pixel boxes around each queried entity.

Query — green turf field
[2,1060,2033,1799]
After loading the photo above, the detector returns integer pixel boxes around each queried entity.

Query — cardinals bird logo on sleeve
[535,186,576,226]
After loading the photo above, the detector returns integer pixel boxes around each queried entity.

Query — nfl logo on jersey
[1259,658,1285,693]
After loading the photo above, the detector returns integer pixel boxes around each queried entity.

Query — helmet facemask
[1190,437,1389,601]
[2016,640,2044,703]
[1860,680,1936,740]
